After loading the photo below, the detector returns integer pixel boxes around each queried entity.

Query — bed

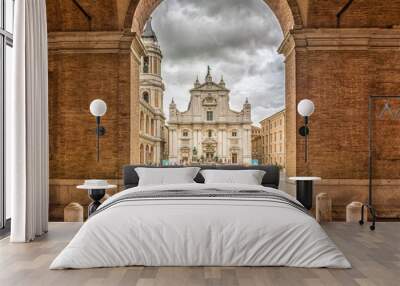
[50,165,350,269]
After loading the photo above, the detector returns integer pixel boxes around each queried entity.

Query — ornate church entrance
[232,153,238,164]
[203,141,217,163]
[206,152,215,162]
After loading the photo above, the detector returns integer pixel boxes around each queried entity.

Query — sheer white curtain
[10,0,49,242]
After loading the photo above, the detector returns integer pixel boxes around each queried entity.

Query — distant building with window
[168,67,252,165]
[260,109,285,168]
[139,18,167,164]
[251,126,263,164]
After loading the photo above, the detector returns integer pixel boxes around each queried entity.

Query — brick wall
[307,0,400,28]
[284,29,400,218]
[49,52,131,179]
[46,1,119,32]
[295,49,370,178]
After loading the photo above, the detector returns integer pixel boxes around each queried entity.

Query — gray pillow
[200,169,266,185]
[135,167,201,186]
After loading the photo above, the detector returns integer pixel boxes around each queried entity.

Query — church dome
[142,17,158,41]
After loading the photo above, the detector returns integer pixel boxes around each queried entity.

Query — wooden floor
[0,222,399,286]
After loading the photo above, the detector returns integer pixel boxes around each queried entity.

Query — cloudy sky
[151,0,285,125]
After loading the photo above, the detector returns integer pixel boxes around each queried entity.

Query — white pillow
[135,167,201,186]
[200,169,266,185]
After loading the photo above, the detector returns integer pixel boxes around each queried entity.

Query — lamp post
[89,99,107,162]
[297,99,315,163]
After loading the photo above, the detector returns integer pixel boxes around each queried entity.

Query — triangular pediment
[191,81,229,92]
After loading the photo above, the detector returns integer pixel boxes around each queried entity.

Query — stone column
[193,129,198,150]
[175,129,180,163]
[217,129,223,159]
[168,128,173,162]
[169,128,179,164]
[222,129,226,161]
[158,120,162,138]
[155,143,160,165]
[198,129,203,158]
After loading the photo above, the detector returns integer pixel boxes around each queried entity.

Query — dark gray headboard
[123,165,280,189]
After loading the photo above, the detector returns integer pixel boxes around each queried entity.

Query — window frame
[143,56,149,73]
[143,91,150,103]
[1,0,14,232]
[206,110,213,121]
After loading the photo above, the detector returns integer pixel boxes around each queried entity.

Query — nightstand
[77,180,117,216]
[289,177,321,210]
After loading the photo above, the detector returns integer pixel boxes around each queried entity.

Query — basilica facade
[168,68,252,165]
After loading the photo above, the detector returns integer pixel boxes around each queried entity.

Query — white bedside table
[77,180,117,216]
[289,177,321,210]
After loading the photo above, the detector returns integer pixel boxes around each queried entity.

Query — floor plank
[0,222,399,286]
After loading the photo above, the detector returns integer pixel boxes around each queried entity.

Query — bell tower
[139,18,167,164]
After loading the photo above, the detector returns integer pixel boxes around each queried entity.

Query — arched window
[145,145,150,163]
[143,92,150,103]
[143,56,149,73]
[182,130,189,137]
[232,130,237,137]
[208,130,212,138]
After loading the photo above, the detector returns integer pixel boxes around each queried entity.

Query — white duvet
[50,183,351,269]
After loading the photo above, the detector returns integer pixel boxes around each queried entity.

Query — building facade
[260,109,285,167]
[168,68,252,165]
[139,19,167,165]
[251,126,263,164]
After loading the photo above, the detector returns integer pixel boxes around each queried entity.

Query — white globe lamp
[297,99,315,117]
[90,99,107,117]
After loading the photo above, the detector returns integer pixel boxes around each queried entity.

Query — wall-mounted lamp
[297,99,315,163]
[90,99,107,162]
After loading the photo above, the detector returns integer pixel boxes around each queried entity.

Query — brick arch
[124,0,303,35]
